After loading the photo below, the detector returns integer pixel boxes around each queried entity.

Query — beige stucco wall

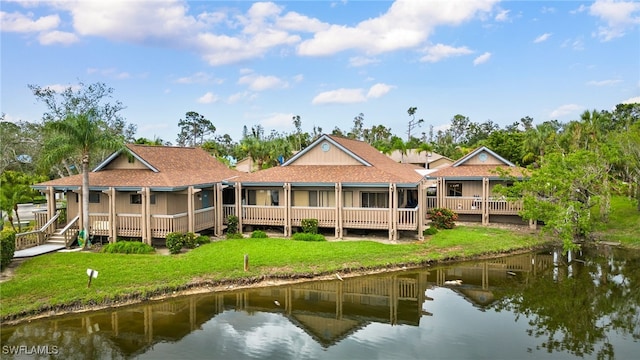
[290,141,363,166]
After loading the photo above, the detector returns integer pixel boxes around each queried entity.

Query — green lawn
[0,225,545,321]
[595,196,640,246]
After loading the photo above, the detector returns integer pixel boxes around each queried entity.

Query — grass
[595,196,640,246]
[0,225,545,321]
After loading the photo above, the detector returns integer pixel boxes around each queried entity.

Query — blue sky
[2,0,639,144]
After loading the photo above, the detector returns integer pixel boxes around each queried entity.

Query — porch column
[75,189,83,234]
[47,187,56,220]
[389,183,396,241]
[102,187,116,243]
[283,183,291,237]
[235,183,243,232]
[144,188,152,243]
[187,186,198,234]
[437,178,444,208]
[335,183,342,239]
[138,188,148,244]
[482,177,489,225]
[417,182,424,240]
[215,183,223,237]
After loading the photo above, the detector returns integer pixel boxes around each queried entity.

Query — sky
[1,0,639,144]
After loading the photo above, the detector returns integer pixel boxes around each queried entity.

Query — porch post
[482,177,489,225]
[187,186,196,233]
[389,183,396,241]
[145,187,152,243]
[47,186,56,220]
[418,182,424,240]
[437,178,444,208]
[215,183,223,237]
[335,183,342,239]
[235,182,243,233]
[76,189,83,234]
[138,188,148,244]
[103,187,116,243]
[283,183,291,237]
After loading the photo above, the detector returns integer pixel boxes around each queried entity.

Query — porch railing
[117,213,142,237]
[290,207,335,227]
[222,205,235,224]
[14,211,62,250]
[194,207,215,232]
[425,196,523,215]
[242,205,285,226]
[397,208,418,230]
[343,207,389,229]
[151,213,188,238]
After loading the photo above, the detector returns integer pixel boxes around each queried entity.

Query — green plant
[251,230,268,238]
[166,232,184,254]
[183,232,198,249]
[226,232,244,239]
[301,218,319,234]
[227,215,239,234]
[101,241,155,254]
[1,229,16,270]
[423,227,438,236]
[196,235,211,245]
[292,232,326,242]
[427,208,458,229]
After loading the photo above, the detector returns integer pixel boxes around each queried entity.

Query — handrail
[61,215,80,247]
[39,211,60,239]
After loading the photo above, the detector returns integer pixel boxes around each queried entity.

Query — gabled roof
[238,135,424,185]
[34,144,241,191]
[426,146,525,180]
[388,149,452,165]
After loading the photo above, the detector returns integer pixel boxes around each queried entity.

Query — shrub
[423,227,438,236]
[301,218,319,234]
[251,230,268,238]
[195,235,211,245]
[183,232,198,249]
[292,232,326,242]
[427,208,458,229]
[166,232,184,254]
[1,229,16,270]
[227,215,239,234]
[226,232,244,239]
[102,241,155,254]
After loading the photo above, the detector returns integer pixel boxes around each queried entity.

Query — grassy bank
[1,225,546,322]
[596,196,640,246]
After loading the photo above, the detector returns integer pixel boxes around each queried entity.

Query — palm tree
[42,110,124,248]
[0,171,34,232]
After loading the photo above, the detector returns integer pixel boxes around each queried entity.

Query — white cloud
[589,0,640,41]
[44,83,82,93]
[533,33,552,43]
[197,92,219,104]
[586,79,623,86]
[473,52,491,65]
[292,74,304,82]
[367,83,395,98]
[420,44,473,63]
[86,67,130,79]
[238,74,288,91]
[561,37,584,51]
[227,91,257,104]
[495,9,510,22]
[260,112,295,128]
[175,72,223,84]
[38,30,79,45]
[298,0,498,56]
[349,56,380,67]
[0,11,60,32]
[550,104,582,118]
[621,96,640,104]
[312,88,367,105]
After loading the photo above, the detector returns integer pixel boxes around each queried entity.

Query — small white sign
[86,269,99,278]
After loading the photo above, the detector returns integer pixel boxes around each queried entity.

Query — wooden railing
[426,196,523,215]
[397,208,417,230]
[195,207,215,232]
[290,207,335,227]
[14,211,62,250]
[222,205,235,224]
[89,213,109,236]
[151,213,188,238]
[61,215,79,247]
[343,207,388,229]
[117,214,142,237]
[242,205,285,226]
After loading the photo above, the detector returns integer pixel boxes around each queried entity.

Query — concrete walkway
[13,244,66,258]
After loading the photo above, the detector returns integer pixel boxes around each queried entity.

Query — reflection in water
[2,247,638,359]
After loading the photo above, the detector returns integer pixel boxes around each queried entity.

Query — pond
[2,246,639,359]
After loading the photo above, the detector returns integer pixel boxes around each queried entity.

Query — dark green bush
[251,230,268,238]
[292,232,326,241]
[427,208,459,229]
[183,232,198,249]
[166,232,184,254]
[226,232,244,239]
[227,215,239,234]
[195,235,211,245]
[423,227,438,236]
[102,241,155,254]
[1,229,16,270]
[301,218,319,234]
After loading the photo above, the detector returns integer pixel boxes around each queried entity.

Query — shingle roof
[238,135,423,184]
[35,144,241,190]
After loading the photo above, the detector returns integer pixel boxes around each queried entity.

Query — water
[2,246,639,359]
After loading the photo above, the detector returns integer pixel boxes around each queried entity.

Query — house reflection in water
[1,253,556,357]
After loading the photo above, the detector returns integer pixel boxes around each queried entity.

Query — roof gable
[453,146,515,167]
[283,135,370,166]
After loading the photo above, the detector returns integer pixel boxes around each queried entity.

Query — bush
[423,227,438,236]
[226,232,244,239]
[292,232,326,242]
[183,232,198,249]
[301,218,319,234]
[102,241,155,254]
[427,208,458,229]
[1,229,16,270]
[195,235,211,245]
[166,232,184,254]
[251,230,268,238]
[227,215,239,234]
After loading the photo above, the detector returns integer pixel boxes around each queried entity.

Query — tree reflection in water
[491,246,640,360]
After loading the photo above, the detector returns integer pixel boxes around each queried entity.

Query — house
[228,134,427,240]
[388,149,453,169]
[234,157,258,173]
[32,144,241,245]
[424,146,528,225]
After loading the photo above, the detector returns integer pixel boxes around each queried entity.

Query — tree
[348,113,364,140]
[176,111,216,147]
[0,171,44,232]
[406,107,424,141]
[41,110,125,248]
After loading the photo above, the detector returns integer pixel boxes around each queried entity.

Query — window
[361,192,388,208]
[130,194,142,204]
[89,192,100,203]
[150,194,156,205]
[246,189,279,206]
[448,183,462,197]
[343,191,353,207]
[308,191,318,207]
